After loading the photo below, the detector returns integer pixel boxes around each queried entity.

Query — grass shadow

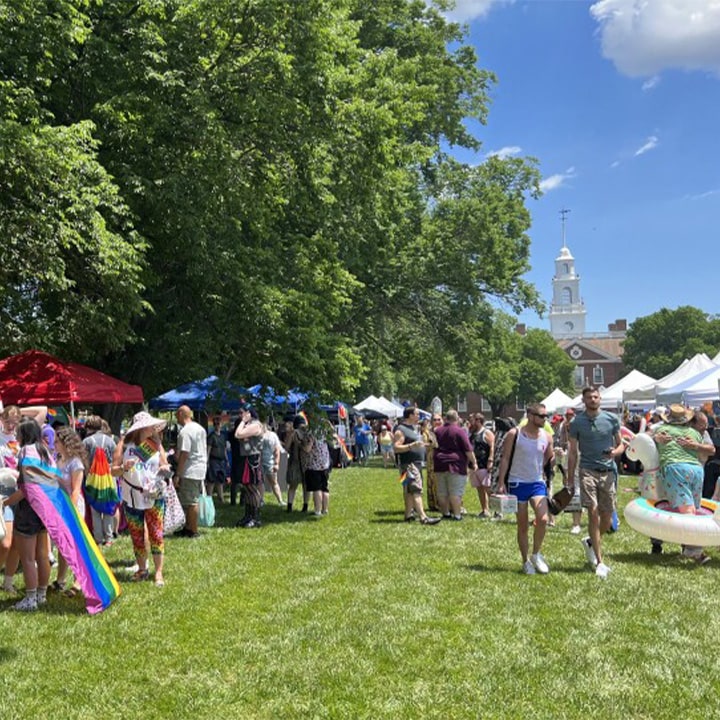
[0,647,18,663]
[610,551,717,570]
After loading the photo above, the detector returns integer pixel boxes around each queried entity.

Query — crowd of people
[1,390,719,611]
[0,401,341,611]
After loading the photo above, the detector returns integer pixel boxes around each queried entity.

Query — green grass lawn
[1,461,719,719]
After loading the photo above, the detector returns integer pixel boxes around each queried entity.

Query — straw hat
[666,404,692,425]
[126,411,167,435]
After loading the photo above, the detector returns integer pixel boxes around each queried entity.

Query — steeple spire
[559,208,571,250]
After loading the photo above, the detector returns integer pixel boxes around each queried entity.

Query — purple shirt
[433,423,473,475]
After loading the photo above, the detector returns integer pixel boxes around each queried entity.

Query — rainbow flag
[399,470,409,485]
[338,437,353,462]
[19,452,121,615]
[131,438,160,464]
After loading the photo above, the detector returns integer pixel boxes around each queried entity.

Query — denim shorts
[508,480,547,503]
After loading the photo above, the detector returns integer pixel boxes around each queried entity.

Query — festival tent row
[622,353,716,405]
[595,369,657,410]
[656,363,720,406]
[148,376,247,412]
[148,377,309,413]
[0,350,143,416]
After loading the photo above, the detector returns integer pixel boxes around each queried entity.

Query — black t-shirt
[395,423,424,467]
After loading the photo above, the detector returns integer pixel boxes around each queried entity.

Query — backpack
[84,444,120,514]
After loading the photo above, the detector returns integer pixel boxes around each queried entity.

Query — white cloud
[634,135,659,156]
[684,188,720,200]
[610,160,621,168]
[641,75,661,91]
[487,145,522,159]
[590,0,720,77]
[442,0,505,22]
[539,167,576,193]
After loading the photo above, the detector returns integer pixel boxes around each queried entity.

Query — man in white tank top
[497,403,555,575]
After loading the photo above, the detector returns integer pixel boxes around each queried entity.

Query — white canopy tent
[713,350,720,364]
[622,353,716,404]
[598,369,657,410]
[540,388,574,413]
[656,364,720,406]
[353,395,404,418]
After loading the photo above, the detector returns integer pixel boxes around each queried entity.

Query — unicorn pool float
[623,433,720,546]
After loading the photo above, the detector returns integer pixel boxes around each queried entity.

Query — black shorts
[14,498,45,536]
[304,469,329,493]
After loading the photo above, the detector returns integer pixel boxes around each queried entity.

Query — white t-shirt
[177,421,208,480]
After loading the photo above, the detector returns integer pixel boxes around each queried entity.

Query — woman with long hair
[52,426,88,594]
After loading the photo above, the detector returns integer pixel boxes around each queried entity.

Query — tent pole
[70,400,76,428]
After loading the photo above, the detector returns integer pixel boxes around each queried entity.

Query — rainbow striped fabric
[19,450,121,614]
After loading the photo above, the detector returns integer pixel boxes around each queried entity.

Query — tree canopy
[622,306,720,378]
[1,0,546,403]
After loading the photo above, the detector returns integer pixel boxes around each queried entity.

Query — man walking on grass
[567,387,624,579]
[497,403,554,575]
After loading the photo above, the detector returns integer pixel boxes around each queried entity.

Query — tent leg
[70,400,76,428]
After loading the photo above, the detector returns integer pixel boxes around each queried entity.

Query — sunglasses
[432,418,442,423]
[532,412,548,419]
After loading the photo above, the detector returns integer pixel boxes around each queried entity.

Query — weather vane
[559,208,571,248]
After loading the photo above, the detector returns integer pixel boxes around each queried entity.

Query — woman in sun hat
[111,411,170,585]
[653,404,707,562]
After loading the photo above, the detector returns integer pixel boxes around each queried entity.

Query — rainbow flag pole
[20,454,121,614]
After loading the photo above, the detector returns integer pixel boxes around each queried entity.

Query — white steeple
[549,211,586,338]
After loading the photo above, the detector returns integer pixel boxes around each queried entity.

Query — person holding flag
[393,407,440,525]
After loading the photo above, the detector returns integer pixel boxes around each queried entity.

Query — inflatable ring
[624,497,720,546]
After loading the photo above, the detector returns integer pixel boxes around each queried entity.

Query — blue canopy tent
[247,385,309,413]
[149,376,248,412]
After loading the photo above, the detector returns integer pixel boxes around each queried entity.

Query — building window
[573,366,585,388]
[456,395,467,413]
[593,366,604,385]
[563,263,570,275]
[516,398,527,411]
[561,287,572,304]
[481,398,492,412]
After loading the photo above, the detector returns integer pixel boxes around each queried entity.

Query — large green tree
[0,1,146,362]
[622,306,720,378]
[3,0,547,401]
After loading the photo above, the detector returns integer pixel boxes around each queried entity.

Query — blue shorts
[508,480,547,503]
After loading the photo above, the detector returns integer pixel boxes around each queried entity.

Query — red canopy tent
[0,350,143,406]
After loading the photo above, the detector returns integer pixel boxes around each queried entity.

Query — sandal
[62,586,80,598]
[130,569,150,582]
[49,580,66,592]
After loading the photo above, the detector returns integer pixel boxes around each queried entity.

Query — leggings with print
[124,500,165,561]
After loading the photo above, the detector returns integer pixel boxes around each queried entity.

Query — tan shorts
[579,468,616,515]
[177,477,203,506]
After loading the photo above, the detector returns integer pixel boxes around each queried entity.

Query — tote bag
[198,482,216,528]
[163,480,186,534]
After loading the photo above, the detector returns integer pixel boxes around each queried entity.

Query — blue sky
[443,0,720,333]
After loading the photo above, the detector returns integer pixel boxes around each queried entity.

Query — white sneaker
[531,552,550,574]
[595,562,611,579]
[522,560,536,575]
[582,537,598,568]
[570,525,581,535]
[13,596,38,612]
